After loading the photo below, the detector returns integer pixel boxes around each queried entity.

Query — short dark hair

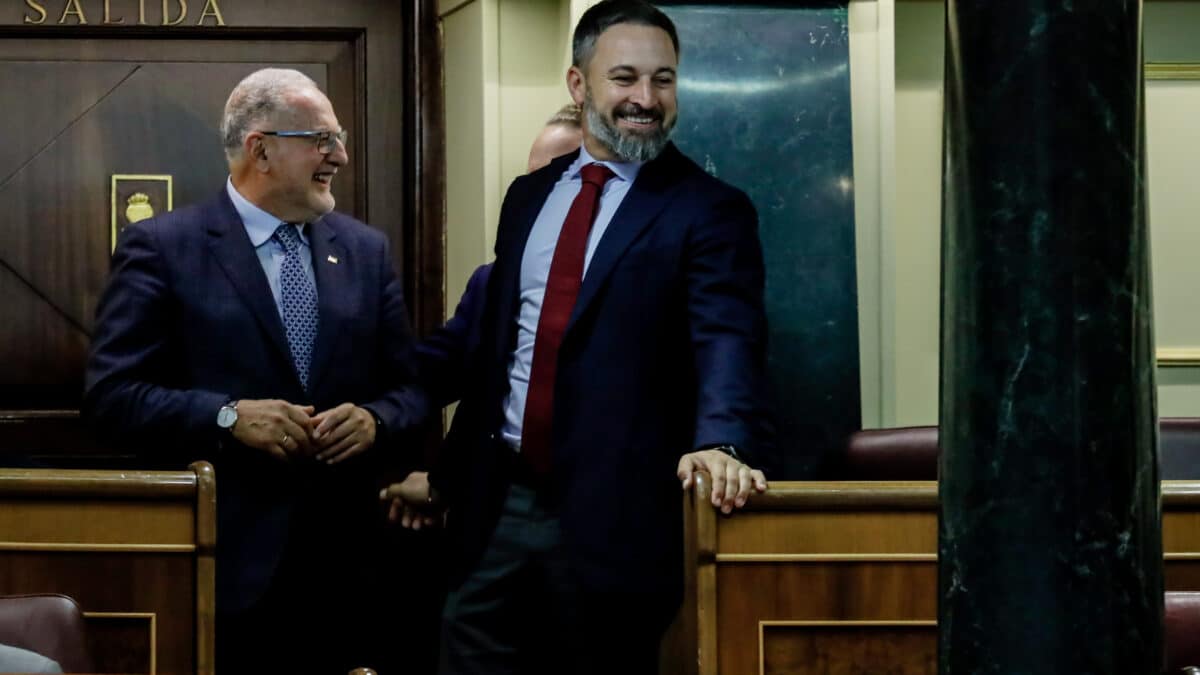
[571,0,680,68]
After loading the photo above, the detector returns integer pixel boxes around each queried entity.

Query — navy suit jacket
[417,263,492,408]
[433,143,775,608]
[84,189,427,611]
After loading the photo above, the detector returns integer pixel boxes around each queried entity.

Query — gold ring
[282,434,290,445]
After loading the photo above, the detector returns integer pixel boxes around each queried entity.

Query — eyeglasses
[260,129,348,154]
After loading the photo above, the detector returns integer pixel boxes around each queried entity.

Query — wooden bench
[671,476,1200,675]
[0,461,215,675]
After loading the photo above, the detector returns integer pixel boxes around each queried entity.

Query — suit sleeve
[359,235,431,439]
[684,190,778,474]
[83,224,228,443]
[416,263,490,408]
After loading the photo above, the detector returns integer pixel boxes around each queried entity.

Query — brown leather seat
[0,594,93,673]
[1166,591,1200,673]
[843,426,939,480]
[843,418,1200,481]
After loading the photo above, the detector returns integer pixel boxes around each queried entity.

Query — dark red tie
[521,162,615,476]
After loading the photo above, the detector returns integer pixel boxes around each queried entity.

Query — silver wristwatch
[216,400,239,430]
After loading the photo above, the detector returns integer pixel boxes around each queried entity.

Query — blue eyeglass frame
[259,129,348,154]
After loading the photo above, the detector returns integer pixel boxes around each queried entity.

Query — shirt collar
[225,177,308,247]
[568,144,644,184]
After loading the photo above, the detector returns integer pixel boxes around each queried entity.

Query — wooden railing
[0,461,215,675]
[671,476,1200,675]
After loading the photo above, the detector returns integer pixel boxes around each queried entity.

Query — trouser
[215,502,390,674]
[438,482,671,675]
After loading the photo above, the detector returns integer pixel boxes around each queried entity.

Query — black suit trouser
[438,480,672,675]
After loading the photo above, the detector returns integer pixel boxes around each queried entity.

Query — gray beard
[585,98,673,163]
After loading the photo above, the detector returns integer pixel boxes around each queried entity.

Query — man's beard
[585,88,674,163]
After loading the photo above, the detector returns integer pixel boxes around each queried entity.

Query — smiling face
[568,22,678,163]
[244,87,347,222]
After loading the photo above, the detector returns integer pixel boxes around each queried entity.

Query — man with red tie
[386,2,775,672]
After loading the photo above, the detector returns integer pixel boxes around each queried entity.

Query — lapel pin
[327,255,339,264]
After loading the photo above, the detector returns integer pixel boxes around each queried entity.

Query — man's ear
[567,66,586,106]
[248,134,270,169]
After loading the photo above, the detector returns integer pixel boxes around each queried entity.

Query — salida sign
[19,0,226,26]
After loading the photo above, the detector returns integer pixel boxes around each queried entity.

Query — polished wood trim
[745,481,937,510]
[693,473,718,675]
[84,612,157,675]
[716,553,936,563]
[1146,63,1200,81]
[411,0,447,338]
[762,620,938,627]
[191,461,216,675]
[192,461,216,553]
[756,620,938,675]
[757,620,938,675]
[744,480,1200,509]
[0,542,194,552]
[0,469,197,498]
[720,553,1200,562]
[0,409,78,420]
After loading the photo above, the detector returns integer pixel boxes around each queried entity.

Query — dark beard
[585,90,674,162]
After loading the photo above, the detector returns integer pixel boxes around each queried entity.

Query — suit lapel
[206,191,294,374]
[567,144,682,332]
[305,217,346,392]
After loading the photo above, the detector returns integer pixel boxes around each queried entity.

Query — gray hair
[220,68,319,163]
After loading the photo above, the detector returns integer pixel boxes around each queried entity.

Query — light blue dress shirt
[225,177,317,321]
[500,146,644,450]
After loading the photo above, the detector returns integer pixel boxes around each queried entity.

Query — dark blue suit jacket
[433,144,775,609]
[84,189,428,611]
[417,263,492,408]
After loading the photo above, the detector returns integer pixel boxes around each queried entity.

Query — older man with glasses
[84,67,428,673]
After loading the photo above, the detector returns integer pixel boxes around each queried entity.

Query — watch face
[217,406,237,429]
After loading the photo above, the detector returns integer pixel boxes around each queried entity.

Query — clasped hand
[230,399,376,464]
[379,471,442,530]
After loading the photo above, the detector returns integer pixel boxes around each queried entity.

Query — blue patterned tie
[273,223,319,388]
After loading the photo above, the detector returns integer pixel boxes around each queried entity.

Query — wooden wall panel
[85,613,157,675]
[717,510,937,557]
[762,623,936,675]
[0,554,194,675]
[0,266,90,409]
[717,564,937,674]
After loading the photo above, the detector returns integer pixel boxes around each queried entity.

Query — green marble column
[939,2,1163,673]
